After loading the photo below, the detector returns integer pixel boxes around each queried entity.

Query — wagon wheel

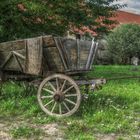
[37,74,81,117]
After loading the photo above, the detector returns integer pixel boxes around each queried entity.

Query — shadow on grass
[76,91,139,117]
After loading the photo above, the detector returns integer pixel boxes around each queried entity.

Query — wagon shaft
[76,78,106,85]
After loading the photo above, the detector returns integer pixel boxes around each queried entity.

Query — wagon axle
[53,92,65,102]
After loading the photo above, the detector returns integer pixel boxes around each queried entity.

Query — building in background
[113,10,140,25]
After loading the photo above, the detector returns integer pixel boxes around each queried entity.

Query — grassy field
[0,65,140,140]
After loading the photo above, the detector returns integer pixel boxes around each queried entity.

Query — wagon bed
[0,35,98,76]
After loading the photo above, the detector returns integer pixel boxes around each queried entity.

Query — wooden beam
[54,37,68,70]
[1,52,13,69]
[76,39,80,69]
[13,51,25,60]
[59,38,70,69]
[89,42,98,69]
[13,53,24,72]
[86,39,95,69]
[76,78,106,85]
[85,39,98,70]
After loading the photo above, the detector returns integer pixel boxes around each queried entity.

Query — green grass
[0,65,140,139]
[89,65,140,78]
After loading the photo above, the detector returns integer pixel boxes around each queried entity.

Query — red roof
[114,11,140,24]
[74,11,140,36]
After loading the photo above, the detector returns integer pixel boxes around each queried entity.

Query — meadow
[0,65,140,140]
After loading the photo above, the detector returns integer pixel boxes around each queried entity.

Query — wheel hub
[53,91,65,102]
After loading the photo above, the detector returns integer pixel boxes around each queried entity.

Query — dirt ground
[0,118,140,140]
[0,118,65,140]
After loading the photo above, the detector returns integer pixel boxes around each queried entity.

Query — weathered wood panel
[2,55,24,71]
[61,38,77,70]
[25,37,42,75]
[54,38,69,70]
[0,36,97,75]
[89,42,98,69]
[0,49,26,72]
[43,47,64,72]
[60,38,93,71]
[0,39,26,51]
[79,40,92,69]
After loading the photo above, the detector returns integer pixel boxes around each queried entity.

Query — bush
[106,24,140,64]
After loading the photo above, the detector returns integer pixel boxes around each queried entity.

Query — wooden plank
[43,47,64,72]
[59,38,70,69]
[70,47,77,70]
[42,35,56,47]
[1,52,13,69]
[13,51,25,60]
[0,49,26,70]
[76,78,106,85]
[13,53,23,72]
[25,37,42,75]
[86,39,96,69]
[1,52,23,71]
[79,40,91,69]
[89,42,98,69]
[0,39,26,51]
[54,37,68,70]
[62,39,77,70]
[76,39,80,69]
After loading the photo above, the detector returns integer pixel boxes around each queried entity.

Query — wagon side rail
[86,39,98,70]
[54,37,98,73]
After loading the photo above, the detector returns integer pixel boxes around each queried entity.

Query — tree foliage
[107,24,140,64]
[0,0,123,42]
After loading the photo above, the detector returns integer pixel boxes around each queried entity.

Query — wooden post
[89,42,98,69]
[86,38,96,69]
[76,39,80,70]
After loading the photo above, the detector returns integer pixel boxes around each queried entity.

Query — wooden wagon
[0,35,102,117]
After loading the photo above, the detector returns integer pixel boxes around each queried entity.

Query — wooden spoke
[63,101,70,112]
[59,103,62,114]
[63,85,74,94]
[51,102,57,113]
[56,78,59,90]
[65,94,77,97]
[43,88,54,95]
[41,95,53,99]
[61,80,67,92]
[44,99,54,107]
[65,99,76,105]
[48,82,56,92]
